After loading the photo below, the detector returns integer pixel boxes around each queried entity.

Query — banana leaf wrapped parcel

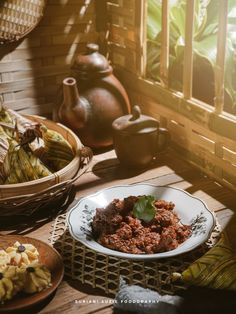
[4,140,52,184]
[7,108,42,145]
[40,125,74,171]
[172,235,236,291]
[0,105,14,138]
[0,105,75,185]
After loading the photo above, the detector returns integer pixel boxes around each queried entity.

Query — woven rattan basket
[0,0,46,44]
[0,115,93,217]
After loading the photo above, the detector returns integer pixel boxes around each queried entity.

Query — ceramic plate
[0,235,64,312]
[67,184,215,260]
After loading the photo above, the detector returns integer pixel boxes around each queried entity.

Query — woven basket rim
[0,146,92,217]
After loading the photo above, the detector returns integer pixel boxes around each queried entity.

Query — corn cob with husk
[172,235,236,291]
[40,125,74,171]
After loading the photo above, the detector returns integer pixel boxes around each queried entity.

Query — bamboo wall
[0,0,98,117]
[107,0,139,75]
[107,0,236,191]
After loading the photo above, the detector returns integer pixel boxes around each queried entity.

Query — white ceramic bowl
[67,184,215,260]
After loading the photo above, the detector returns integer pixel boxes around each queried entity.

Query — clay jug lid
[72,43,112,78]
[112,105,158,134]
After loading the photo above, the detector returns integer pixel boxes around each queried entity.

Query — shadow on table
[179,286,236,314]
[93,158,150,179]
[67,278,114,299]
[68,281,236,314]
[66,278,236,314]
[3,291,56,314]
[0,187,76,235]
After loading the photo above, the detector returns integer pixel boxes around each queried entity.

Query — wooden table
[1,148,236,314]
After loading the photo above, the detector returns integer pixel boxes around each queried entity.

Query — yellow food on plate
[0,265,24,303]
[0,241,53,304]
[0,250,10,268]
[6,241,39,267]
[21,264,52,294]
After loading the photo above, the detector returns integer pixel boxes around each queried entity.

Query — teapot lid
[72,43,112,79]
[112,105,158,134]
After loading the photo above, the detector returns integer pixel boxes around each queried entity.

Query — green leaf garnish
[133,195,156,223]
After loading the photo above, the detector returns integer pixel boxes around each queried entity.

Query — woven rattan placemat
[50,212,221,296]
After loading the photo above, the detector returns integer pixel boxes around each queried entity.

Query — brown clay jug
[57,43,131,149]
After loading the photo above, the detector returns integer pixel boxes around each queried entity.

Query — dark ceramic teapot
[57,43,131,149]
[112,106,170,168]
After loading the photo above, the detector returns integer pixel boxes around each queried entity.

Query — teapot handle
[129,105,141,121]
[156,127,170,153]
